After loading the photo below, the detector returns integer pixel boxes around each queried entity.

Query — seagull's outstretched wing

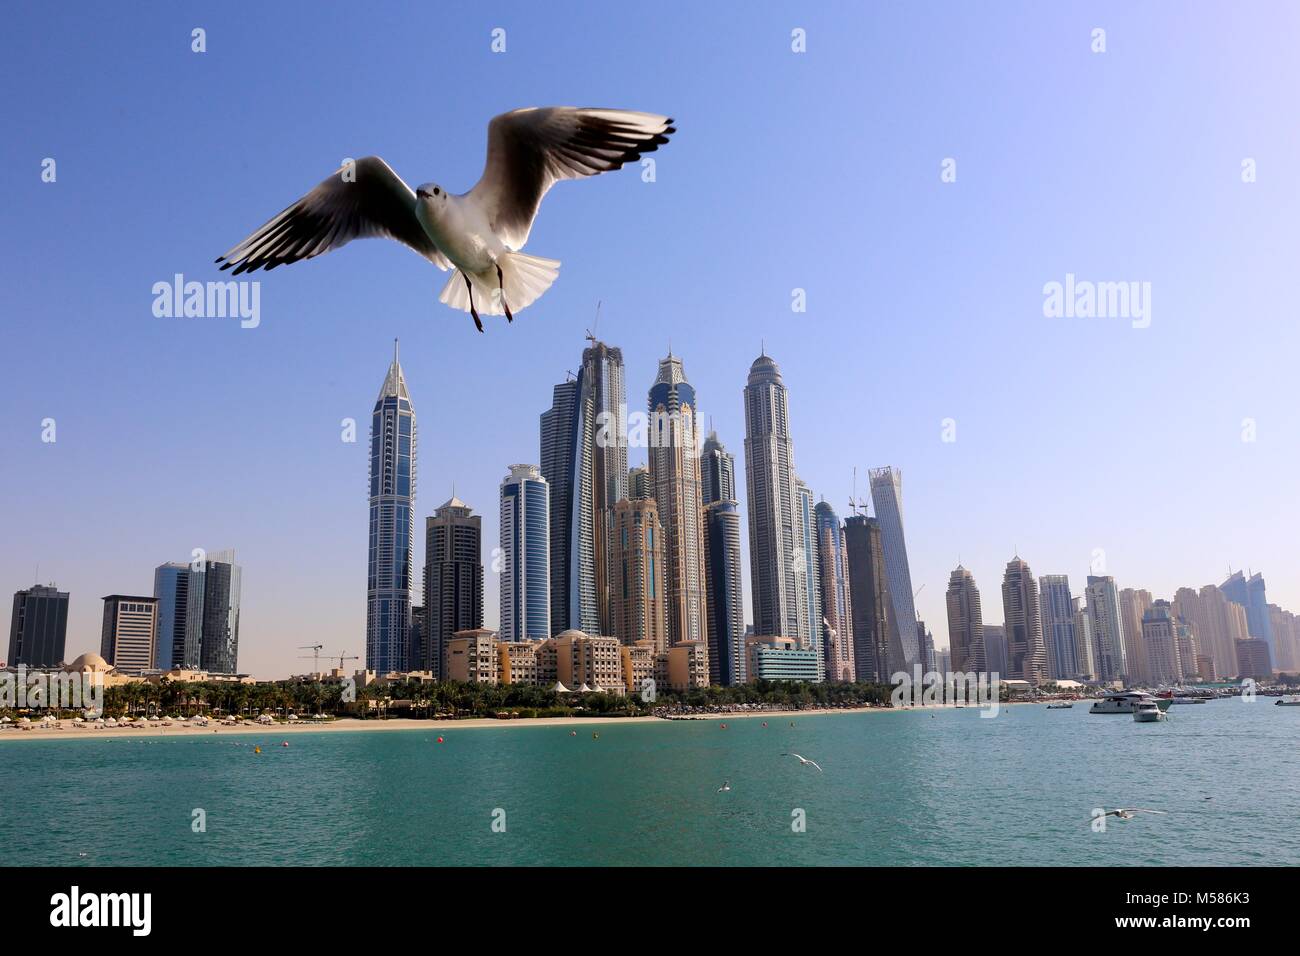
[468,107,674,250]
[1126,808,1167,815]
[217,157,449,275]
[807,760,823,772]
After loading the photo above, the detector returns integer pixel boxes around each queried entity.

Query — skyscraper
[1118,588,1153,683]
[845,514,893,681]
[628,466,652,501]
[814,501,855,682]
[1038,574,1078,679]
[1221,571,1275,660]
[704,498,746,685]
[945,565,985,674]
[1001,557,1047,684]
[1085,575,1128,682]
[367,341,416,673]
[648,353,707,654]
[500,464,551,642]
[1072,596,1096,679]
[610,497,668,653]
[583,339,629,637]
[1172,585,1245,679]
[1141,600,1182,684]
[7,584,69,668]
[539,376,596,635]
[701,431,736,505]
[869,467,922,669]
[700,432,745,685]
[100,595,158,676]
[197,550,242,674]
[983,624,1008,677]
[743,352,802,642]
[423,496,484,676]
[153,562,198,670]
[794,478,822,659]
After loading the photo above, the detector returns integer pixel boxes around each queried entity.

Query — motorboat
[1133,701,1168,722]
[1090,691,1171,714]
[1275,695,1300,707]
[1046,703,1073,709]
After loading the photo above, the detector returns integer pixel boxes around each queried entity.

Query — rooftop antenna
[394,337,399,364]
[585,300,601,346]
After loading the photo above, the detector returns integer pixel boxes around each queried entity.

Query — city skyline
[5,3,1298,678]
[8,332,1297,682]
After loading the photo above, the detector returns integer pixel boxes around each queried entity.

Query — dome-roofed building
[64,652,113,673]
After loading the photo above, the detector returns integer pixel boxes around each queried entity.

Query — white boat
[1090,691,1170,714]
[1275,695,1300,707]
[1133,701,1168,722]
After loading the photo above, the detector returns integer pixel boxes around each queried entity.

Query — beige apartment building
[445,629,499,684]
[554,629,624,693]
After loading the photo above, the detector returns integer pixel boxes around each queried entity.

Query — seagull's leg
[464,274,483,333]
[495,264,514,323]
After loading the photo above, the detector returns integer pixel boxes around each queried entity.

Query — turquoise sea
[2,701,1297,866]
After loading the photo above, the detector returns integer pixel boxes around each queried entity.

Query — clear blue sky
[3,1,1297,677]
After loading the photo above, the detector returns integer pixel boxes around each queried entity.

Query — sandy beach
[0,706,934,743]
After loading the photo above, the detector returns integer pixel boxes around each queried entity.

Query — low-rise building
[445,629,499,684]
[499,641,540,685]
[667,640,709,691]
[621,640,656,695]
[745,635,820,683]
[554,630,624,694]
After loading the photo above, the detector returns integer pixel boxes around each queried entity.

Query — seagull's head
[416,183,447,205]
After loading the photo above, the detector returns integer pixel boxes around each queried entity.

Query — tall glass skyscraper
[701,431,745,685]
[500,464,551,641]
[423,496,483,677]
[1086,575,1128,682]
[583,338,628,636]
[153,562,197,670]
[1038,574,1078,679]
[814,501,854,682]
[367,341,416,673]
[743,352,805,644]
[701,430,735,505]
[794,478,821,657]
[197,550,242,674]
[868,467,921,669]
[649,353,707,653]
[7,584,69,668]
[845,514,891,681]
[1221,570,1275,659]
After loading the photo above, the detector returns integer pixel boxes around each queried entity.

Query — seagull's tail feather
[438,254,561,317]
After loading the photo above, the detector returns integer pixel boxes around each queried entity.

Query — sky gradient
[3,1,1297,677]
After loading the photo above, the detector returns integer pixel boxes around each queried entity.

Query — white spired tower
[366,340,416,674]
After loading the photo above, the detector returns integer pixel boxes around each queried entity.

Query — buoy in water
[570,730,577,736]
[254,746,262,754]
[592,733,599,739]
[761,721,768,727]
[720,723,727,729]
[436,736,444,744]
[282,741,289,747]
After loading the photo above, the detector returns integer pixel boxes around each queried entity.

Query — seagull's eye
[433,187,440,196]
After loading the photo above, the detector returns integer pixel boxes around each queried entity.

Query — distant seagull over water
[718,780,731,792]
[216,107,675,332]
[1090,808,1167,823]
[782,753,823,772]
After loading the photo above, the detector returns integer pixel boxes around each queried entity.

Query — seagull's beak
[416,188,430,199]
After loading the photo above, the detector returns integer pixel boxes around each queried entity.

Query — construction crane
[298,644,324,672]
[328,651,361,672]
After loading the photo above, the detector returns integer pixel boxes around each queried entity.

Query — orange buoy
[254,746,262,754]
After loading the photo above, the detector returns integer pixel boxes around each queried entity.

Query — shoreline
[0,701,1029,743]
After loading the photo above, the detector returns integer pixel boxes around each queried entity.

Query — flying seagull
[782,753,823,772]
[717,780,731,793]
[1089,808,1167,823]
[216,107,675,332]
